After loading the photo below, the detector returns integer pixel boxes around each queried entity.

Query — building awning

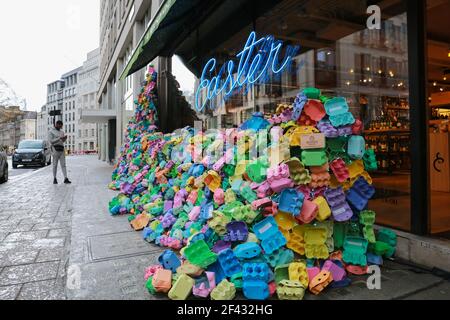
[119,0,282,80]
[80,109,116,124]
[120,0,210,81]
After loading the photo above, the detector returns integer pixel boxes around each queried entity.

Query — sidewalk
[0,156,448,300]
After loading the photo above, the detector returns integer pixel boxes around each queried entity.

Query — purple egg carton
[164,200,173,212]
[337,125,353,137]
[161,212,177,229]
[346,177,375,211]
[317,121,339,138]
[212,240,232,254]
[223,221,249,242]
[324,187,353,222]
[292,93,308,121]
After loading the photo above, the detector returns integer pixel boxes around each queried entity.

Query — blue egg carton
[261,231,287,255]
[317,120,339,138]
[234,242,262,260]
[253,216,280,241]
[329,277,352,289]
[264,248,294,268]
[324,97,349,116]
[292,93,308,121]
[206,260,227,284]
[367,253,384,266]
[243,281,270,300]
[158,250,181,272]
[142,227,153,241]
[242,263,270,282]
[200,202,214,220]
[346,177,375,211]
[278,188,304,216]
[348,136,366,160]
[218,249,242,277]
[223,221,248,242]
[329,112,355,127]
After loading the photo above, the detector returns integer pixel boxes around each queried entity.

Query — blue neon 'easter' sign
[195,32,300,112]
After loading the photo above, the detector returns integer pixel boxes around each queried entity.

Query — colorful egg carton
[297,199,318,224]
[192,272,216,298]
[161,212,177,229]
[304,99,326,122]
[343,236,368,266]
[152,269,172,293]
[317,120,339,138]
[369,241,395,258]
[264,248,294,268]
[324,187,353,222]
[309,270,333,295]
[348,135,366,160]
[298,113,317,127]
[309,164,331,189]
[274,211,297,231]
[301,150,328,167]
[313,196,332,222]
[218,248,242,277]
[304,227,329,260]
[303,87,321,100]
[363,149,378,172]
[234,242,262,260]
[208,212,230,236]
[210,279,236,300]
[277,280,305,300]
[183,240,218,268]
[223,221,248,242]
[377,228,397,248]
[158,250,181,272]
[286,225,306,255]
[346,176,375,211]
[285,157,312,185]
[266,164,294,193]
[347,160,365,180]
[176,261,204,277]
[288,262,309,288]
[322,260,346,282]
[278,188,305,216]
[292,93,308,121]
[242,262,270,282]
[330,158,350,183]
[231,205,259,224]
[243,280,270,300]
[359,210,376,243]
[168,274,194,300]
[274,264,290,284]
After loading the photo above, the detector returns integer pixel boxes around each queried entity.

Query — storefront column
[408,0,430,235]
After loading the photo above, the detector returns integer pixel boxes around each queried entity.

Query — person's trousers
[52,151,67,179]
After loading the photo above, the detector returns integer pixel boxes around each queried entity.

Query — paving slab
[0,261,59,285]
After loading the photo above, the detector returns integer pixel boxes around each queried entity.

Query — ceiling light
[366,67,371,71]
[350,69,354,74]
[440,87,444,92]
[433,82,437,86]
[378,70,382,74]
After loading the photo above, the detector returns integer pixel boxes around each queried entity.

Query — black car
[0,148,8,183]
[13,140,52,168]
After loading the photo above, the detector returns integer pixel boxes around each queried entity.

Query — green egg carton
[377,228,397,248]
[359,210,376,244]
[301,149,328,167]
[231,205,259,224]
[369,241,395,258]
[230,273,243,290]
[285,157,312,185]
[146,276,157,295]
[342,236,368,266]
[274,264,290,284]
[221,201,244,219]
[303,87,321,100]
[363,149,378,172]
[246,161,268,183]
[183,240,218,268]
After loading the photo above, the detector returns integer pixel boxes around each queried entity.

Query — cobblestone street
[0,156,448,300]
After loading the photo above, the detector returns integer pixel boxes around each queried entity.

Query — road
[7,156,44,179]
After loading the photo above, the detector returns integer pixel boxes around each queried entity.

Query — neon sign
[195,32,300,112]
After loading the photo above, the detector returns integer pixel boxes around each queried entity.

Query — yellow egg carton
[286,224,308,255]
[304,227,329,260]
[347,160,365,180]
[276,280,305,300]
[285,157,312,185]
[288,262,309,288]
[208,212,230,236]
[211,279,236,300]
[168,274,195,300]
[315,220,334,253]
[274,211,298,231]
[224,189,237,202]
[313,196,331,222]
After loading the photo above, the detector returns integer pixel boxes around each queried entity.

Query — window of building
[91,129,95,137]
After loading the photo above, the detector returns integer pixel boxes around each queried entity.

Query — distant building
[77,49,100,154]
[0,106,37,152]
[61,67,82,153]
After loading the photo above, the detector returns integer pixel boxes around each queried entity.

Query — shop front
[121,0,450,242]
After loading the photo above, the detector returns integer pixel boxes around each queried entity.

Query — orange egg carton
[309,270,333,295]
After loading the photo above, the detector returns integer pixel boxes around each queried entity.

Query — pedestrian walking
[48,121,72,184]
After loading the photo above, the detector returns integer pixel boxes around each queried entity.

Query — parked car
[0,148,8,183]
[12,140,52,168]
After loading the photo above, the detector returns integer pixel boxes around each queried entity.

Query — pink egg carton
[297,199,318,224]
[307,266,321,282]
[144,265,163,280]
[188,206,201,221]
[214,189,225,206]
[174,189,188,208]
[193,271,216,298]
[267,164,294,193]
[187,190,198,205]
[330,158,350,183]
[251,181,272,198]
[352,119,363,135]
[304,100,326,121]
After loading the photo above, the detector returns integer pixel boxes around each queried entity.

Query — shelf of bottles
[364,96,411,174]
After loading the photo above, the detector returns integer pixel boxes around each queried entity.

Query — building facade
[0,106,37,153]
[36,105,48,141]
[81,0,163,164]
[61,68,82,153]
[76,49,100,154]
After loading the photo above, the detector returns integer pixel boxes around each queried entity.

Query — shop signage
[195,31,300,112]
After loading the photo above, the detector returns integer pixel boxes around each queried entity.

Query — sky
[0,0,100,112]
